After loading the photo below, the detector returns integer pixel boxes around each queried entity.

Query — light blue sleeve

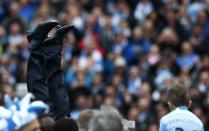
[159,119,166,131]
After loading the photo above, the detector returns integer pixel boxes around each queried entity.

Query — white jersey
[159,106,204,131]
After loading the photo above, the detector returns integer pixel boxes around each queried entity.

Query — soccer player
[159,81,204,131]
[27,20,74,119]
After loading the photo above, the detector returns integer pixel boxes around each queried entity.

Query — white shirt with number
[159,106,204,131]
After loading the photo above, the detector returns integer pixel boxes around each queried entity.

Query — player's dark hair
[167,80,191,107]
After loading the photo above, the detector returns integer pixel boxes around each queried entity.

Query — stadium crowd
[0,0,209,130]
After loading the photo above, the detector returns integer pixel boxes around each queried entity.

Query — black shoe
[27,20,59,42]
[43,24,74,45]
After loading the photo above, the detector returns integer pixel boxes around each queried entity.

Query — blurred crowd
[0,0,209,130]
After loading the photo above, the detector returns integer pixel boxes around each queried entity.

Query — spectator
[197,70,209,93]
[71,87,92,119]
[39,117,55,131]
[19,0,39,22]
[147,45,160,66]
[91,73,104,94]
[0,0,208,130]
[111,0,130,29]
[112,32,128,55]
[7,22,24,47]
[134,0,153,25]
[176,41,199,71]
[127,66,142,95]
[77,110,96,131]
[88,108,123,131]
[18,119,41,131]
[53,117,78,131]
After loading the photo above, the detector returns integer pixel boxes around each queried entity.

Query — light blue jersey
[159,106,204,131]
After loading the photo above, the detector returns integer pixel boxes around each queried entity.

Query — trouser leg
[44,45,70,119]
[27,41,52,107]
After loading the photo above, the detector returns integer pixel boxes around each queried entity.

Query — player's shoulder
[160,109,204,126]
[187,111,204,126]
[160,111,174,123]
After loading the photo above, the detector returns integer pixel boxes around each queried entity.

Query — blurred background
[0,0,208,130]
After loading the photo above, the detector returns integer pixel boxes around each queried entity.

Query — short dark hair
[167,81,191,107]
[53,117,78,131]
[39,117,55,131]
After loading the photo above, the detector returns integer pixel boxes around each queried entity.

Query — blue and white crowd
[0,0,209,130]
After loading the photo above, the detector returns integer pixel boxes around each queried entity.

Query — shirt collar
[175,106,188,110]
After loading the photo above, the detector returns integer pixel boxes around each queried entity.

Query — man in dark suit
[27,20,74,119]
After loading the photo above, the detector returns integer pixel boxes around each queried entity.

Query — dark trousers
[27,41,69,119]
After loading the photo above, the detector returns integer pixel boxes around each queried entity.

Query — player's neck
[170,105,189,111]
[174,106,189,111]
